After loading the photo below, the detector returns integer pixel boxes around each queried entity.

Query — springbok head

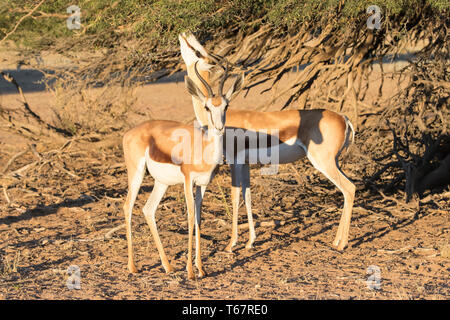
[185,60,243,135]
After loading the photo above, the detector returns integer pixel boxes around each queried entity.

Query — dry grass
[50,81,138,136]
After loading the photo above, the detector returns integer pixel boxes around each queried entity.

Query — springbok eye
[204,105,210,112]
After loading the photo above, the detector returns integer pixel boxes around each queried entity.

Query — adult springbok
[179,32,355,252]
[122,61,243,279]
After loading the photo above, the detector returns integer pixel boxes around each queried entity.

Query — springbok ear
[225,73,244,101]
[184,32,209,58]
[185,76,206,103]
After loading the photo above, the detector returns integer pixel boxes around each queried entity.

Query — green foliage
[0,0,448,49]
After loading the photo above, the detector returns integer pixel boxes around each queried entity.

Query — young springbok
[179,32,355,252]
[122,61,243,279]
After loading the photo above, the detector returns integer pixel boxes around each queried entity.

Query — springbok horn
[208,53,225,67]
[218,59,229,97]
[194,61,214,98]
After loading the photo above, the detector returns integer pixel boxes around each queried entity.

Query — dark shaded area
[0,195,94,226]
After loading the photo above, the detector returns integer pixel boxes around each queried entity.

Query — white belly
[145,150,185,185]
[278,141,307,164]
[227,137,307,165]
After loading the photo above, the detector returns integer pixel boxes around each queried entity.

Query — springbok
[122,61,243,279]
[179,32,355,252]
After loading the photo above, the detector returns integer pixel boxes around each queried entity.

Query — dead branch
[0,0,46,44]
[1,147,30,175]
[2,186,11,204]
[0,71,72,136]
[104,224,126,239]
[378,245,414,255]
[215,218,289,229]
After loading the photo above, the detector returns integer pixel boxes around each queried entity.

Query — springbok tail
[340,115,355,156]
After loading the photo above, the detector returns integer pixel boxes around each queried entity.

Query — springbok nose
[212,122,224,135]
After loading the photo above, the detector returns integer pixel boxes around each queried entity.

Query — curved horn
[208,53,225,68]
[218,59,229,97]
[194,61,214,98]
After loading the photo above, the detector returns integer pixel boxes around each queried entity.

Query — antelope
[179,32,356,252]
[122,61,243,279]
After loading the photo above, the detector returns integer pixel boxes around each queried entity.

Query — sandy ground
[0,47,448,300]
